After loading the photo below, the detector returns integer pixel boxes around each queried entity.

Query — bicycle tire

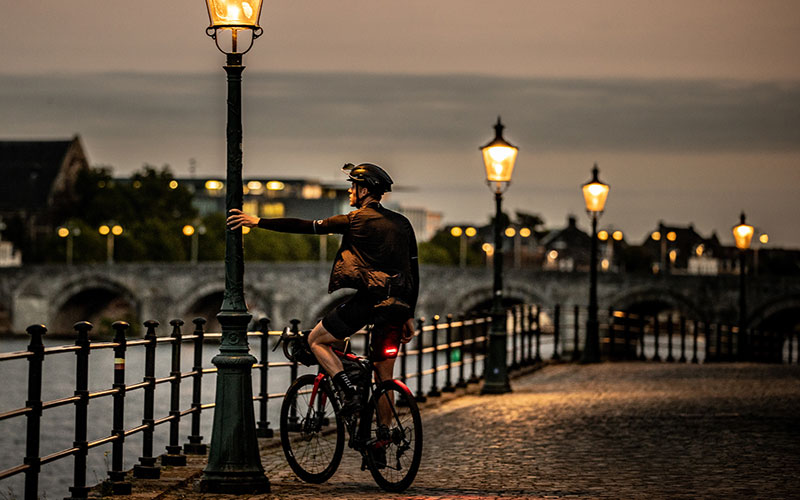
[280,373,345,483]
[362,379,423,492]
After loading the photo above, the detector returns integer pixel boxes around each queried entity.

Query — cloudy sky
[2,1,799,246]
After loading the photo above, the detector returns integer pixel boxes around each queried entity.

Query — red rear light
[384,347,398,356]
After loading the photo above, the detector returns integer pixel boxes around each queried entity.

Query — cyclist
[227,162,419,419]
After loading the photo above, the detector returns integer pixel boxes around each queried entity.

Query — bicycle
[273,327,423,492]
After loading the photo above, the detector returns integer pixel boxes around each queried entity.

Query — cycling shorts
[322,290,404,362]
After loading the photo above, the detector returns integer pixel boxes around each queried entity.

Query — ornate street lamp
[201,0,269,493]
[480,117,518,394]
[733,212,754,361]
[581,164,609,363]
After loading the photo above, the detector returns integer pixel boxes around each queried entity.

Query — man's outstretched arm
[227,208,348,234]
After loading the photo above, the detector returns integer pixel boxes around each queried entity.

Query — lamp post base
[201,311,270,494]
[481,327,512,395]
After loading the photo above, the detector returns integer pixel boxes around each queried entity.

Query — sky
[2,1,799,247]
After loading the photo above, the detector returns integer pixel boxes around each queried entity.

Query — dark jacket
[257,202,419,315]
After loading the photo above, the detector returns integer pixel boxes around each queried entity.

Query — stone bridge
[1,262,799,335]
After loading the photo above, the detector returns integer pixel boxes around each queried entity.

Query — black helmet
[342,162,393,193]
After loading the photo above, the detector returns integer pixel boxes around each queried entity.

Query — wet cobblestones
[108,362,800,499]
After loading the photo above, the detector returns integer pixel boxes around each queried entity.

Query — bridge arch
[49,276,141,336]
[175,284,272,334]
[455,284,549,316]
[748,293,800,333]
[608,286,706,321]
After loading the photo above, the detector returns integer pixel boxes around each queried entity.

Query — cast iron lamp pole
[732,212,754,362]
[201,0,269,493]
[580,164,609,363]
[479,117,518,394]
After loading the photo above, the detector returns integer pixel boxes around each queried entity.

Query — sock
[333,371,357,396]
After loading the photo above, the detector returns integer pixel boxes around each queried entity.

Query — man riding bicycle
[227,162,419,418]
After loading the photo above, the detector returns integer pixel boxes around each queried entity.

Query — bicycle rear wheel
[280,373,344,483]
[362,379,423,492]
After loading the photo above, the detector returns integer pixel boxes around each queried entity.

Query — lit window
[260,202,285,218]
[302,184,323,199]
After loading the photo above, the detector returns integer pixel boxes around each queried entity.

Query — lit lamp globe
[582,164,610,214]
[732,213,755,250]
[481,117,518,194]
[205,0,264,54]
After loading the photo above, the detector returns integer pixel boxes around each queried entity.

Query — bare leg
[308,321,344,377]
[374,358,396,427]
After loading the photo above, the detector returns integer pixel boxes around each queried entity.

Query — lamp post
[732,212,754,361]
[201,0,269,493]
[58,226,81,265]
[479,117,518,394]
[98,224,123,264]
[581,164,609,363]
[183,224,206,263]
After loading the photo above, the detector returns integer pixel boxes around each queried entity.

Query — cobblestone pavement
[118,362,800,499]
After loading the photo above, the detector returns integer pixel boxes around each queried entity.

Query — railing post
[679,316,687,363]
[666,314,675,362]
[443,314,455,392]
[23,324,46,500]
[510,306,519,370]
[727,324,735,361]
[66,321,92,500]
[468,314,480,384]
[622,312,631,360]
[534,305,542,363]
[185,318,209,453]
[691,320,700,364]
[705,322,712,362]
[415,318,427,402]
[572,305,581,361]
[290,319,301,384]
[107,321,132,494]
[652,315,661,362]
[788,331,794,364]
[400,323,408,385]
[134,320,160,479]
[255,317,273,439]
[552,304,561,361]
[638,315,647,361]
[608,307,616,360]
[526,305,534,364]
[162,319,187,466]
[456,313,467,388]
[715,322,723,361]
[427,315,441,398]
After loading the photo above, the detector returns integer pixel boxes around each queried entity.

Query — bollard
[552,305,561,361]
[443,314,455,392]
[534,306,542,362]
[572,305,581,361]
[679,316,687,363]
[652,315,661,362]
[255,317,273,439]
[456,313,467,388]
[24,325,46,500]
[185,318,209,452]
[134,320,161,478]
[666,314,675,362]
[66,321,92,500]
[162,319,187,466]
[427,316,441,398]
[691,320,700,364]
[107,321,132,494]
[415,318,427,402]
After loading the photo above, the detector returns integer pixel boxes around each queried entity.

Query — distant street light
[58,226,81,265]
[183,224,207,263]
[581,164,609,363]
[202,0,269,493]
[480,117,518,395]
[99,224,122,264]
[733,212,754,361]
[450,226,476,268]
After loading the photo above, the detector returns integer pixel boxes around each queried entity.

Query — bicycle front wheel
[362,379,423,492]
[280,373,345,483]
